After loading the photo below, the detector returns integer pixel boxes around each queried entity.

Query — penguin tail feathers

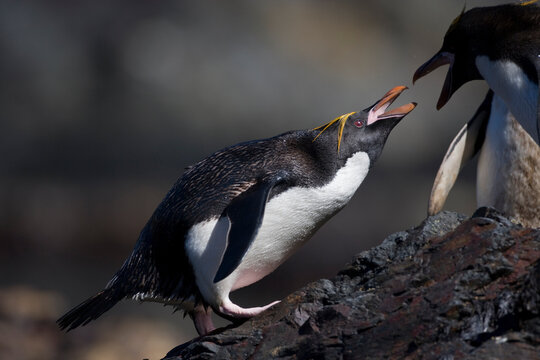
[57,288,125,331]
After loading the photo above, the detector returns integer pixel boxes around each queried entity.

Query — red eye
[354,119,365,128]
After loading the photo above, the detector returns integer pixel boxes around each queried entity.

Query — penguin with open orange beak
[57,86,416,335]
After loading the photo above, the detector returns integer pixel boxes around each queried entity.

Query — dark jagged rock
[164,208,540,360]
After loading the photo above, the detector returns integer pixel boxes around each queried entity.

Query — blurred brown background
[1,0,510,359]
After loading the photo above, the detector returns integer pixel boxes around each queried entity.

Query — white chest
[475,56,539,144]
[477,94,540,226]
[185,151,371,303]
[233,151,371,288]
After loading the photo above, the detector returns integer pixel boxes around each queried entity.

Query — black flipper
[213,174,286,283]
[428,90,492,215]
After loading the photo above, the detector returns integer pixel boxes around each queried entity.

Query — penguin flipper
[213,174,286,283]
[428,90,492,215]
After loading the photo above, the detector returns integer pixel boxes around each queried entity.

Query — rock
[164,208,540,360]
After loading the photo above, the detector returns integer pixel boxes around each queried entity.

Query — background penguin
[427,90,540,227]
[413,2,540,145]
[412,2,540,227]
[57,86,416,336]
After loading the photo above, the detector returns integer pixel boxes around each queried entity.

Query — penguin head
[312,86,416,165]
[413,6,482,109]
[413,2,539,109]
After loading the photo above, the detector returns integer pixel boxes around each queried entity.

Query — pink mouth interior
[367,95,415,125]
[367,101,394,125]
[366,86,416,125]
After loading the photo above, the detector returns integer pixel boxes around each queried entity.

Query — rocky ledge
[164,208,540,360]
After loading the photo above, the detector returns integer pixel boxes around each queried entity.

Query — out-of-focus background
[1,0,512,359]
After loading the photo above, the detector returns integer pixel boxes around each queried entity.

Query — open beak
[413,51,456,110]
[367,85,417,125]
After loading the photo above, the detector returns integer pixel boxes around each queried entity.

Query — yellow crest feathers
[312,112,356,152]
[519,0,538,6]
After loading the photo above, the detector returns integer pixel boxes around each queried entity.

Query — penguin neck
[475,56,539,143]
[329,150,372,198]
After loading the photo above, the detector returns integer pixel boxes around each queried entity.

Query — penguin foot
[191,305,216,336]
[219,298,280,318]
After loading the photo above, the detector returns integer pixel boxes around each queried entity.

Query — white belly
[475,56,539,144]
[232,159,367,289]
[185,151,371,306]
[477,94,540,227]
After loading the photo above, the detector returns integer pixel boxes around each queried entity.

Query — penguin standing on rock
[413,2,540,227]
[57,86,416,335]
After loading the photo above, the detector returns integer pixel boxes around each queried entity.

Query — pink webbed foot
[218,298,281,318]
[190,305,216,336]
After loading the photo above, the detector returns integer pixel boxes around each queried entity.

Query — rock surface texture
[164,208,540,360]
